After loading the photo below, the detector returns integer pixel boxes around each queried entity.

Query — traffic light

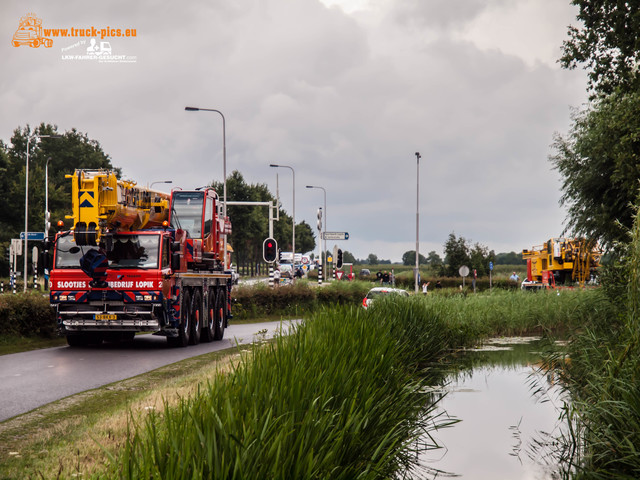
[263,237,278,263]
[336,248,343,269]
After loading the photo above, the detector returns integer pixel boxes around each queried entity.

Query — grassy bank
[98,289,605,480]
[548,207,640,478]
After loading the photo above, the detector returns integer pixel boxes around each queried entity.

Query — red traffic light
[263,237,277,263]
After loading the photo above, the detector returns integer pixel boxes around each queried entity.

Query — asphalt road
[0,320,299,422]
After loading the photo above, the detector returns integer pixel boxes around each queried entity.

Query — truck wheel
[169,290,191,347]
[189,289,202,345]
[202,288,216,342]
[214,288,226,341]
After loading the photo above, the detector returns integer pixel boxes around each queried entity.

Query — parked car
[360,268,371,277]
[362,287,409,309]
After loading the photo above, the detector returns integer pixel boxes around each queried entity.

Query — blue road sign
[20,232,45,241]
[489,261,493,271]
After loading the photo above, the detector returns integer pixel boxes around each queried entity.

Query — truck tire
[202,288,216,343]
[189,289,202,345]
[214,288,226,341]
[168,290,191,347]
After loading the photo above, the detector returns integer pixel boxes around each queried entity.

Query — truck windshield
[107,234,160,268]
[170,191,204,239]
[55,234,82,268]
[55,234,160,269]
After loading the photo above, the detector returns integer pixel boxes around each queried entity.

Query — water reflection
[417,337,567,479]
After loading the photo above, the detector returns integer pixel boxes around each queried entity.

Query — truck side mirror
[171,252,181,271]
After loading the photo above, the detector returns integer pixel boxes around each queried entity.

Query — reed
[551,208,640,478]
[98,288,605,479]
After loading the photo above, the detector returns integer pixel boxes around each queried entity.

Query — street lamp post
[270,164,295,272]
[185,106,228,269]
[306,185,326,281]
[415,152,421,294]
[24,134,61,292]
[150,180,172,189]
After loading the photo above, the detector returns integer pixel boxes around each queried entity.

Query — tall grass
[552,208,640,478]
[95,288,607,480]
[104,302,453,479]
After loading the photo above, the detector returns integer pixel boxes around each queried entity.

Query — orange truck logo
[12,13,52,48]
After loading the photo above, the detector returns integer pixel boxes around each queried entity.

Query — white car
[362,287,409,309]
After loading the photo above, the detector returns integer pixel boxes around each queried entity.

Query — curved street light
[185,106,228,269]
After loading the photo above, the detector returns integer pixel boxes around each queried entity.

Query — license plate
[94,314,117,321]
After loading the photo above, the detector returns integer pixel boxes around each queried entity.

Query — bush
[231,281,371,319]
[0,293,57,338]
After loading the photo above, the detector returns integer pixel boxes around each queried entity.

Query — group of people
[376,270,394,285]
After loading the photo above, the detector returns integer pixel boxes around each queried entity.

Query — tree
[494,251,525,265]
[426,251,443,266]
[1,124,116,275]
[367,253,379,265]
[401,250,427,266]
[561,0,640,97]
[469,243,490,277]
[550,91,640,249]
[442,233,471,277]
[295,221,315,254]
[343,250,357,264]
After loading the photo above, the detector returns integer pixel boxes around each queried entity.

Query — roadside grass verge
[0,342,258,479]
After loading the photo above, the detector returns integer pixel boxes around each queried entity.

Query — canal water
[418,337,567,479]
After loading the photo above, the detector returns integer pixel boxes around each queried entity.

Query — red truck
[49,170,233,347]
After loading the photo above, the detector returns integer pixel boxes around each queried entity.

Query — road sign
[11,239,22,255]
[20,232,45,241]
[322,231,349,240]
[489,261,493,271]
[459,265,470,277]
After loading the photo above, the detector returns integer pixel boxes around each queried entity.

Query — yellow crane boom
[65,169,170,246]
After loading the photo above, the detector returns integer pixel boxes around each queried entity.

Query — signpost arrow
[322,231,349,241]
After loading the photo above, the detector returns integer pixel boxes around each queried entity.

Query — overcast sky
[1,0,587,262]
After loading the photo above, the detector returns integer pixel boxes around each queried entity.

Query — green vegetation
[0,287,612,479]
[548,201,640,478]
[88,289,602,479]
[232,280,370,319]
